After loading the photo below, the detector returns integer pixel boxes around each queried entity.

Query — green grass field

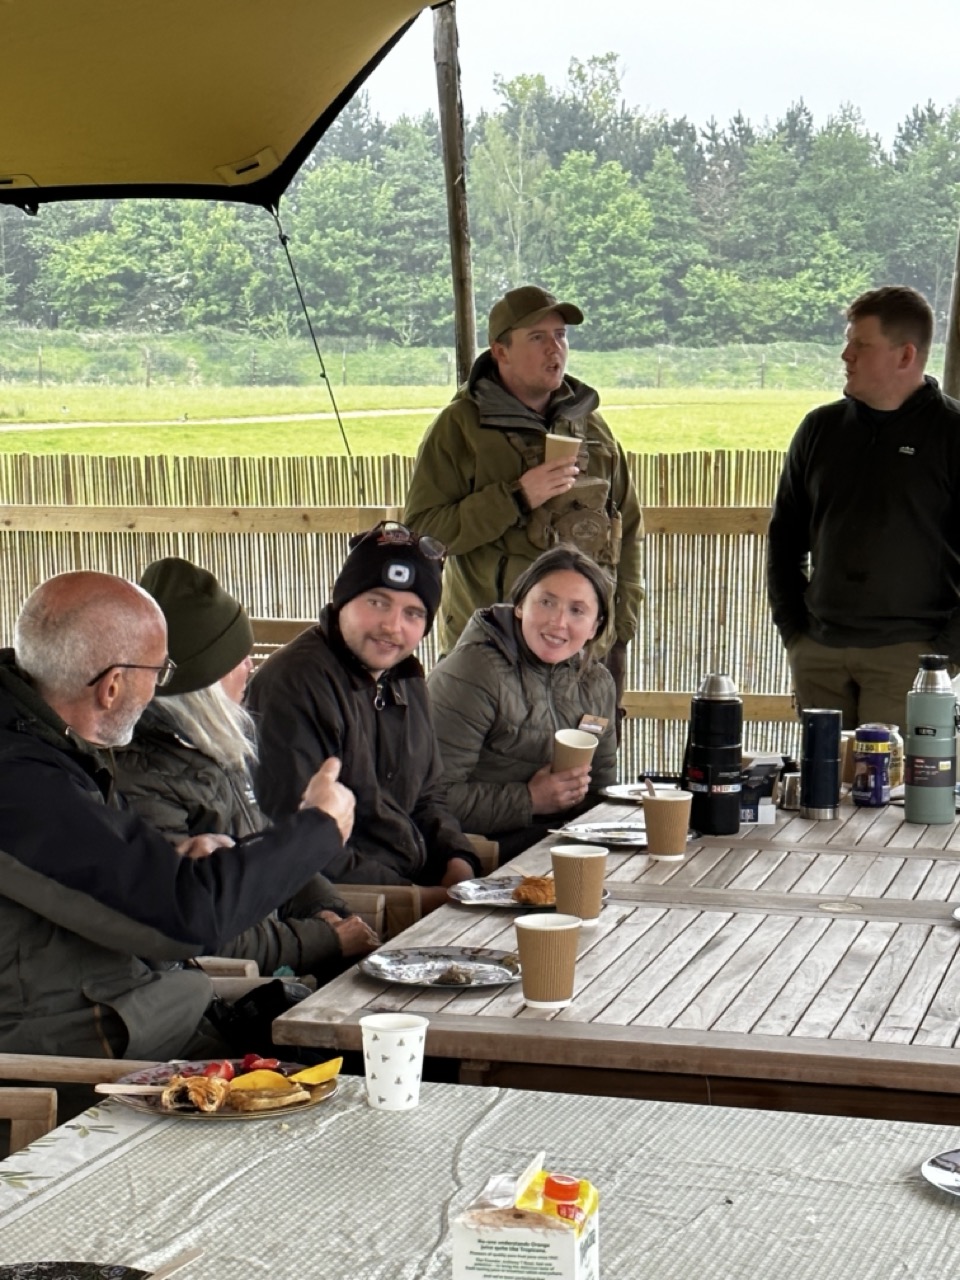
[0,386,830,455]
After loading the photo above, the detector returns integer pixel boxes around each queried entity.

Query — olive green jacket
[426,605,618,836]
[403,352,644,654]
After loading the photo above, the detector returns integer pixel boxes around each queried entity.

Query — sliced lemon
[290,1057,343,1085]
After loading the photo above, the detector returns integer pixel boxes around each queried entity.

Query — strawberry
[202,1059,236,1080]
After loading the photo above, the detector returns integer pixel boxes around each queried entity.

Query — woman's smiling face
[515,569,601,665]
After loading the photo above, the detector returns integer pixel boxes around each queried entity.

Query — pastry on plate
[511,875,555,906]
[160,1073,231,1113]
[229,1083,310,1112]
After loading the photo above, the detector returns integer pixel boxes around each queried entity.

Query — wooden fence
[0,450,799,777]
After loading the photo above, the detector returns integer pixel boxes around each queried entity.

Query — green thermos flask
[904,654,958,825]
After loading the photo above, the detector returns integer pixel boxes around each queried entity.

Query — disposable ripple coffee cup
[543,434,582,463]
[514,914,582,1008]
[359,1012,429,1111]
[551,845,608,927]
[643,791,693,861]
[552,728,598,773]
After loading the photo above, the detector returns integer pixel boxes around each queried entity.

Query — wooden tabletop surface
[274,793,960,1113]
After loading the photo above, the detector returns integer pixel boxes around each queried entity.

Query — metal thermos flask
[904,654,958,825]
[682,673,743,835]
[799,708,841,819]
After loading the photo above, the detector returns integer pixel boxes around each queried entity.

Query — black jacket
[113,701,351,979]
[0,649,344,1058]
[247,608,479,885]
[767,378,960,657]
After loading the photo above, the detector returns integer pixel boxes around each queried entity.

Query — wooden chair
[337,887,386,936]
[0,1086,59,1153]
[465,834,499,875]
[336,883,421,939]
[194,956,260,978]
[251,617,313,668]
[0,1054,159,1085]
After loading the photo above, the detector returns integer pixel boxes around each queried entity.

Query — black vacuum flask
[682,673,743,835]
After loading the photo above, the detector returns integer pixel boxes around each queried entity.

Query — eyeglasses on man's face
[86,656,177,688]
[353,520,446,562]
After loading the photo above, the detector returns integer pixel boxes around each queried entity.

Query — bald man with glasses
[0,570,355,1060]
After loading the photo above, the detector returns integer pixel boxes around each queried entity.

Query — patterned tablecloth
[2,1076,960,1277]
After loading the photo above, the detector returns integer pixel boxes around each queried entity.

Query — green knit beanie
[139,557,253,696]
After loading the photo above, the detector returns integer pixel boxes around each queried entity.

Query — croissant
[160,1073,231,1113]
[511,875,556,906]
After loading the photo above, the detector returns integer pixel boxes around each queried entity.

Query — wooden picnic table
[274,795,960,1121]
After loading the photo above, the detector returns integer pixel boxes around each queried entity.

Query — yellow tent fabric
[0,0,431,210]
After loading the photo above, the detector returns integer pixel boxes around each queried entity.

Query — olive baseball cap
[487,286,584,346]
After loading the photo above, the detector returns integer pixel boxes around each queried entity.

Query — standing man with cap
[403,285,643,706]
[247,523,480,911]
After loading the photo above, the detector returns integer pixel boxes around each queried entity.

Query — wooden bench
[0,1086,59,1153]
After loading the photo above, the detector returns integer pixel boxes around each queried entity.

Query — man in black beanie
[247,522,479,910]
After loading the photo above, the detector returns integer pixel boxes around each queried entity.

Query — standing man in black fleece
[0,571,354,1060]
[767,286,960,728]
[247,522,479,912]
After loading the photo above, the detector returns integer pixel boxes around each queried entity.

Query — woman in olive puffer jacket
[427,546,618,859]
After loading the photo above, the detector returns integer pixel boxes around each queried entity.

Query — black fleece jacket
[767,377,960,657]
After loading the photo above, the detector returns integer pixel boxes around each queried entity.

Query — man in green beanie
[114,556,380,983]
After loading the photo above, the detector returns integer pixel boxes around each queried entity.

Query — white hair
[14,575,161,702]
[157,681,257,772]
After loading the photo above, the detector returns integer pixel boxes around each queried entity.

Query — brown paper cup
[544,434,582,463]
[550,845,608,927]
[840,731,856,786]
[552,728,599,773]
[643,792,693,861]
[514,914,581,1008]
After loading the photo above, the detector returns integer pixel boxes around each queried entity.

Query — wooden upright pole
[433,1,476,385]
[944,216,960,398]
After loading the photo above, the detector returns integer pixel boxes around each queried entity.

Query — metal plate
[359,946,521,987]
[601,783,685,802]
[111,1060,338,1120]
[921,1148,960,1196]
[554,821,652,847]
[0,1269,149,1279]
[448,876,610,910]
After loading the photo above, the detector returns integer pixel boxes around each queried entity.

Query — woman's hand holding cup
[528,761,591,815]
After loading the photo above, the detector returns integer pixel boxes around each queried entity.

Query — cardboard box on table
[452,1152,599,1280]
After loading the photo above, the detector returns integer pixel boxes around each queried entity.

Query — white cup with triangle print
[359,1012,429,1110]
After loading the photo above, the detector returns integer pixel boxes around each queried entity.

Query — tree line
[1,54,959,350]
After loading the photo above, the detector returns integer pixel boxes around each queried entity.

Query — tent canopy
[0,0,430,211]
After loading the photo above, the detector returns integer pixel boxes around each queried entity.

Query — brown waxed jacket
[404,351,644,655]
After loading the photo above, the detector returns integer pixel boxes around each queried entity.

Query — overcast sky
[362,0,960,148]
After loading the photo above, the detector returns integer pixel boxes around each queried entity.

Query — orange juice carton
[452,1151,599,1280]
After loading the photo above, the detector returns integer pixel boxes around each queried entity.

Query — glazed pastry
[511,876,555,906]
[160,1073,231,1113]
